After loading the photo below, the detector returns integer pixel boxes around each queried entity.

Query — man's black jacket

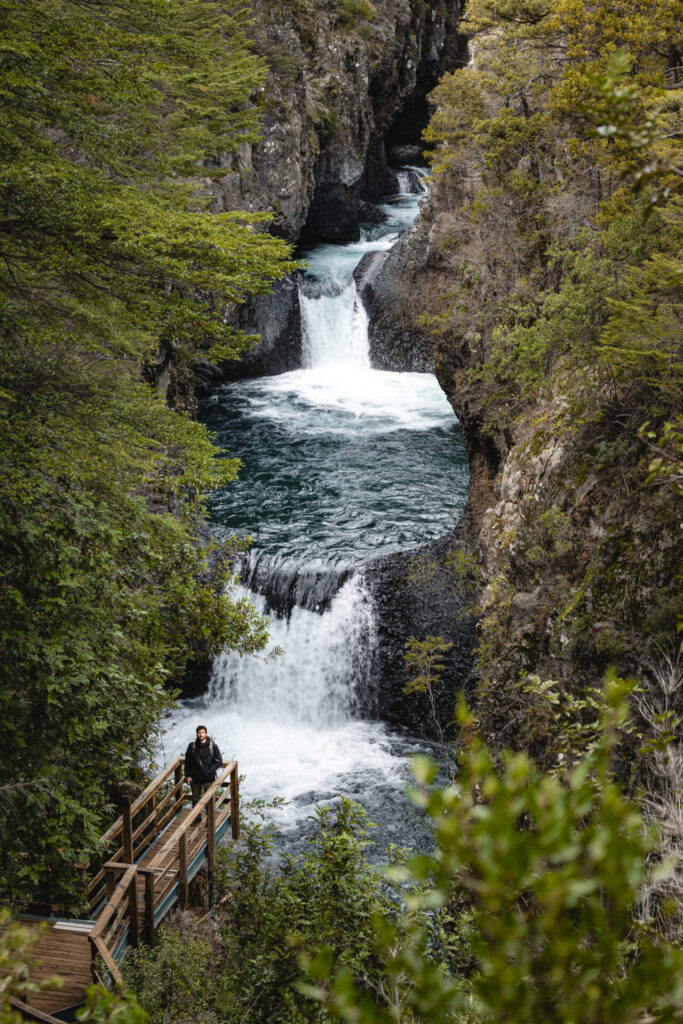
[184,737,222,783]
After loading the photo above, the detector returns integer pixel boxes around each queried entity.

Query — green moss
[336,0,375,29]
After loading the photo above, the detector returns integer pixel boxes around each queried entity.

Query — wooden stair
[7,758,239,1021]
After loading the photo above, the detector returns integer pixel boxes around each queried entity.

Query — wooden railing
[87,758,238,986]
[665,64,682,89]
[87,755,185,915]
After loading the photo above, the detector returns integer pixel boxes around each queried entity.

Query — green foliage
[640,417,683,499]
[77,987,148,1024]
[424,0,681,419]
[407,548,482,616]
[405,636,455,779]
[312,685,683,1023]
[585,49,682,203]
[517,673,629,771]
[0,0,297,909]
[599,245,682,397]
[312,99,341,145]
[336,0,375,31]
[420,0,682,715]
[124,800,412,1024]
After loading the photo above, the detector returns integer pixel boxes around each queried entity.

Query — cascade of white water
[160,574,401,836]
[300,282,370,368]
[162,166,465,849]
[210,574,376,726]
[395,169,413,194]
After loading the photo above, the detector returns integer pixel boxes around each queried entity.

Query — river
[161,171,469,859]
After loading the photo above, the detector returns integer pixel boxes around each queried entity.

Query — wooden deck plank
[15,921,92,1014]
[9,762,237,1017]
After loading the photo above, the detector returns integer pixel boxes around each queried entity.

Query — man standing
[184,725,223,806]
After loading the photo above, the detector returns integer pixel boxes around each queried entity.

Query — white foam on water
[160,576,412,833]
[238,367,457,435]
[301,234,397,285]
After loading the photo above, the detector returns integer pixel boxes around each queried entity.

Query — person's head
[196,725,208,743]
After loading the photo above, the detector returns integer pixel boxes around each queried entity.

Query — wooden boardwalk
[9,757,239,1022]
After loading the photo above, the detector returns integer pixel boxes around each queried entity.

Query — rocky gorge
[177,0,681,769]
[183,0,468,387]
[164,0,478,739]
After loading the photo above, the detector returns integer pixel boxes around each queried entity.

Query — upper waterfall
[300,282,370,368]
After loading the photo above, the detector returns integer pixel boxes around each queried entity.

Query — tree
[0,0,297,908]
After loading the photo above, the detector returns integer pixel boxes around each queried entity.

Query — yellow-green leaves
[318,696,683,1023]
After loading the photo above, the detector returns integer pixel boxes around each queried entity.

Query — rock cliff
[362,20,682,762]
[192,0,467,383]
[216,0,464,243]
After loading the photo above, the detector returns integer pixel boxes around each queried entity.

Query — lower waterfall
[162,171,469,855]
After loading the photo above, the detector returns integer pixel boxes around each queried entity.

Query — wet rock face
[195,276,303,388]
[229,277,303,381]
[363,528,477,736]
[387,143,425,166]
[212,0,463,245]
[300,181,363,245]
[366,213,436,372]
[353,249,389,317]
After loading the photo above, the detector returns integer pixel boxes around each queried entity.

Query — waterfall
[210,574,376,726]
[300,282,370,368]
[163,167,468,851]
[395,169,413,194]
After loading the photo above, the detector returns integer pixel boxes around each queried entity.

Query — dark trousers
[190,780,210,806]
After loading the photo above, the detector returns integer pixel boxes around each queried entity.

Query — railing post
[230,763,240,841]
[179,831,188,909]
[206,794,216,869]
[144,870,155,944]
[89,936,99,985]
[174,763,184,809]
[128,871,139,948]
[206,794,216,909]
[122,796,134,863]
[105,866,115,899]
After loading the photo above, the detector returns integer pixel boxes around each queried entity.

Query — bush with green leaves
[308,683,683,1023]
[124,799,418,1024]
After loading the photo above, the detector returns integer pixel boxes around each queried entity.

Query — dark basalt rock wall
[366,216,436,371]
[363,527,477,736]
[199,0,467,383]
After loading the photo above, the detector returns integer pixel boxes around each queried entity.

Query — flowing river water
[161,172,470,858]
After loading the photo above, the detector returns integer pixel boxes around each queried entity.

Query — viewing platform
[9,756,239,1022]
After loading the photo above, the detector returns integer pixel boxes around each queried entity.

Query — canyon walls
[193,0,467,384]
[361,18,682,761]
